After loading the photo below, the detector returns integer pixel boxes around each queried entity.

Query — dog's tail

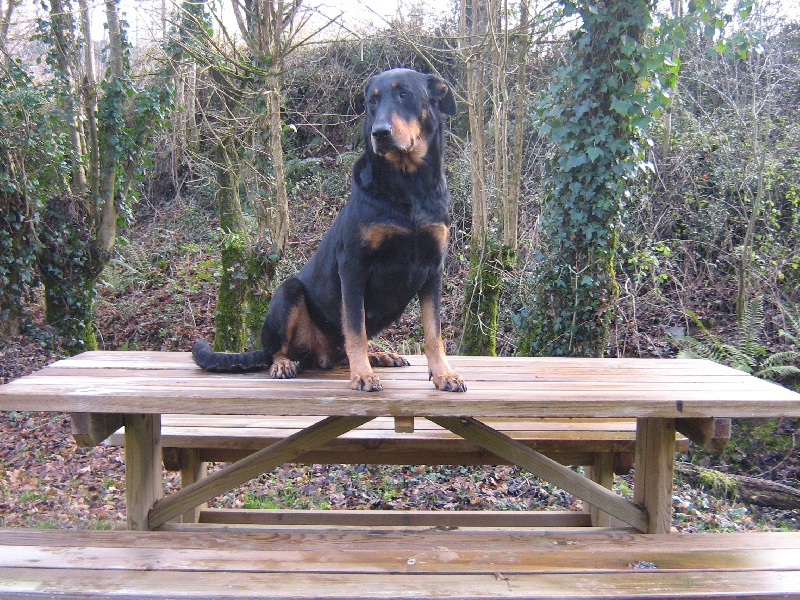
[192,339,272,373]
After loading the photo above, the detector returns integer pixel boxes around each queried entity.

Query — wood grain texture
[123,414,162,531]
[70,412,124,447]
[429,417,649,532]
[3,352,799,419]
[634,418,677,534]
[0,529,798,598]
[105,415,688,469]
[147,416,373,529]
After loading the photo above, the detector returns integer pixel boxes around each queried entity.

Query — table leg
[634,417,676,534]
[586,452,615,527]
[124,414,163,530]
[147,416,373,529]
[179,449,208,523]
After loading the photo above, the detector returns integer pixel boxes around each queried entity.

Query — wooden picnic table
[2,351,800,534]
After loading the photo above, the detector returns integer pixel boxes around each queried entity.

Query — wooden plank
[634,418,677,535]
[196,508,592,528]
[3,529,800,573]
[17,373,770,389]
[3,568,800,599]
[70,412,124,447]
[6,374,800,418]
[123,414,162,531]
[147,416,373,529]
[42,351,746,375]
[428,417,649,532]
[37,365,754,383]
[677,417,731,452]
[155,415,645,430]
[4,540,800,574]
[178,449,206,524]
[191,448,603,468]
[3,528,799,554]
[2,568,800,599]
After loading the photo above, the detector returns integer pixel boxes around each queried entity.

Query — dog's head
[363,68,456,174]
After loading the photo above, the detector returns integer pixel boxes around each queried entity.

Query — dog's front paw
[430,372,467,392]
[269,358,299,379]
[351,372,384,392]
[368,352,411,368]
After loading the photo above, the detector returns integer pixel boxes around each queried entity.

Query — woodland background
[2,0,800,528]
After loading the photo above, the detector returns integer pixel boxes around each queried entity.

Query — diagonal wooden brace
[148,415,374,529]
[429,416,649,533]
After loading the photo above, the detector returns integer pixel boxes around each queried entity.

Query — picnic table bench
[2,351,800,598]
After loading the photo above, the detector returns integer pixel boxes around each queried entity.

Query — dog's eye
[368,96,379,106]
[399,91,409,99]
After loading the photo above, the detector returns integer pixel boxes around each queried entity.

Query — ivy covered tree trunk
[518,0,661,357]
[0,191,39,338]
[37,196,105,351]
[29,0,171,354]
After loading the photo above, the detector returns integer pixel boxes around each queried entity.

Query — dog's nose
[372,125,392,139]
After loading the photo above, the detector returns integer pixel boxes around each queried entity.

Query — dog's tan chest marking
[361,224,412,251]
[420,223,449,254]
[361,223,448,255]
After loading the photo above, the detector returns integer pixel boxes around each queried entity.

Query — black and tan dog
[193,68,466,393]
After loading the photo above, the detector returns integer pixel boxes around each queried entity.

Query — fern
[737,297,765,364]
[677,297,800,383]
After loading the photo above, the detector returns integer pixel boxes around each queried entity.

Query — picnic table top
[2,351,800,419]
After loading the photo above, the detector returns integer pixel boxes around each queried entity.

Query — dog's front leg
[419,278,467,392]
[341,278,383,392]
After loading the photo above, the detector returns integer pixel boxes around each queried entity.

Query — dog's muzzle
[371,123,396,154]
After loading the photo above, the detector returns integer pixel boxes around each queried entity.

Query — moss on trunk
[459,240,515,356]
[212,143,248,353]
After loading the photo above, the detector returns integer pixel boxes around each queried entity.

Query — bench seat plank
[105,416,689,469]
[3,569,799,599]
[0,529,798,599]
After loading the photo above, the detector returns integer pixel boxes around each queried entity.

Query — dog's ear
[364,75,376,103]
[427,74,456,116]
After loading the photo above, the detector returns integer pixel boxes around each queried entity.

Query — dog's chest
[360,223,448,263]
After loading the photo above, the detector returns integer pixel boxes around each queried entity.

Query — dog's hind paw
[368,352,411,368]
[269,358,300,379]
[430,372,467,392]
[351,372,384,392]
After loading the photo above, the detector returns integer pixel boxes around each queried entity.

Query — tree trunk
[460,241,514,355]
[37,196,104,353]
[48,0,88,196]
[0,0,19,54]
[504,0,529,253]
[458,0,495,355]
[0,190,36,339]
[96,0,125,253]
[518,0,647,358]
[267,85,290,253]
[212,141,248,353]
[676,462,800,510]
